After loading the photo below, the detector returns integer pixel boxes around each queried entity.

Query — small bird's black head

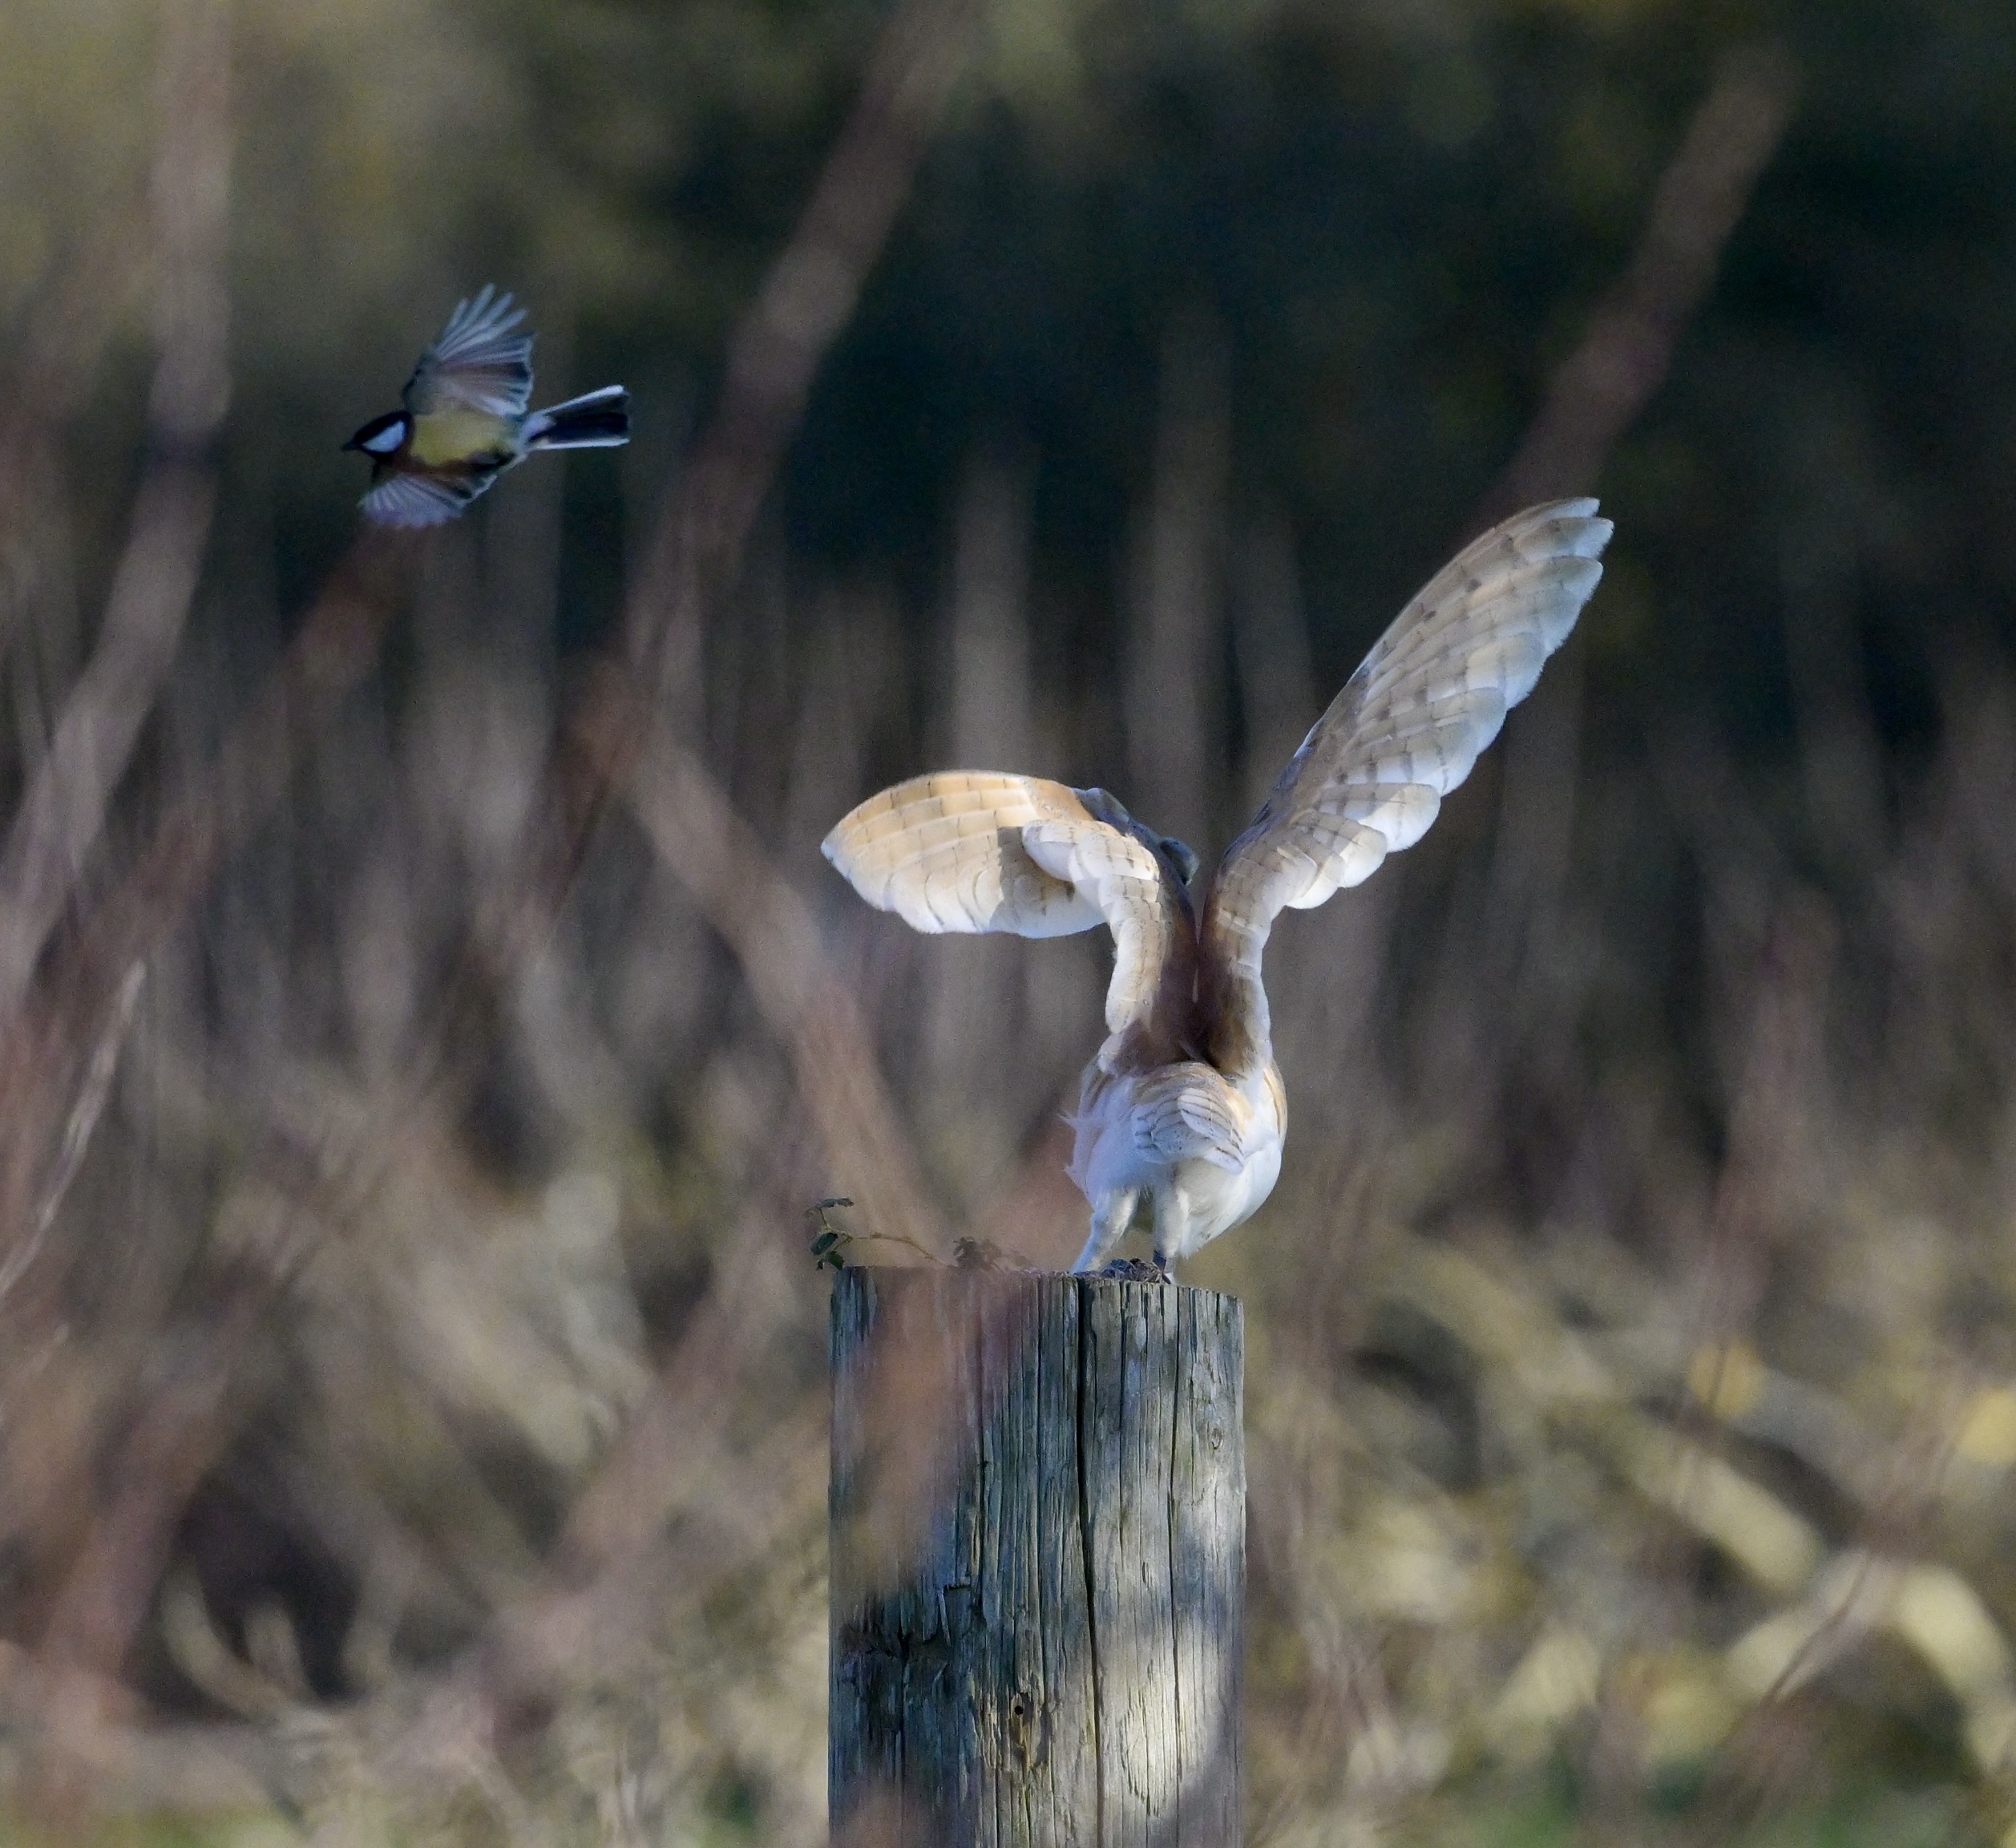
[344,410,410,456]
[1158,835,1201,888]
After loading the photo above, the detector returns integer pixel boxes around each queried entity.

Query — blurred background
[3,0,2016,1842]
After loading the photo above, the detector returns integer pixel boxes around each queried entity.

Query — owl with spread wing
[822,499,1612,1275]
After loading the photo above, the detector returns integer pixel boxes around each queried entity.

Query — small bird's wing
[822,771,1177,1038]
[401,285,534,419]
[1202,499,1611,1070]
[359,471,483,528]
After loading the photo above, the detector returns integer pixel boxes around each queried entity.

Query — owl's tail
[523,385,630,450]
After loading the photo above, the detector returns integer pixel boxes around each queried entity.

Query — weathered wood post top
[830,1265,1244,1847]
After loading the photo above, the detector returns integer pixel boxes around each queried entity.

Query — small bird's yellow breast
[409,410,516,469]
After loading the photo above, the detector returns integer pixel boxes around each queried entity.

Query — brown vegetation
[0,2,2010,1844]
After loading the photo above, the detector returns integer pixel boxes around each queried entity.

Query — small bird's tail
[523,385,630,450]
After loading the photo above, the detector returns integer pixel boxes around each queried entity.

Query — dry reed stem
[617,710,944,1258]
[1472,43,1798,532]
[1125,304,1230,854]
[621,0,983,702]
[0,0,985,1790]
[0,531,414,1287]
[37,1288,265,1682]
[0,206,152,667]
[489,0,985,972]
[0,0,978,1659]
[0,1640,281,1822]
[0,0,233,1023]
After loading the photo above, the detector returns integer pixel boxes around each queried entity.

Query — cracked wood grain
[830,1269,1243,1846]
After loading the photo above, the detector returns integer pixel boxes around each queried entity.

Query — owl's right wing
[402,285,535,419]
[1202,499,1611,1071]
[822,771,1179,1045]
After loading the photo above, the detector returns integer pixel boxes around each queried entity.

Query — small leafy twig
[807,1198,856,1271]
[806,1199,950,1271]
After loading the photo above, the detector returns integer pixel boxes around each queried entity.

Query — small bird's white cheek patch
[362,422,406,455]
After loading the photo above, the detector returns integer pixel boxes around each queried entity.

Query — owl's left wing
[822,771,1181,1044]
[1202,499,1611,1071]
[402,285,534,419]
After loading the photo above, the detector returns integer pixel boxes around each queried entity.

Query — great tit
[344,286,630,526]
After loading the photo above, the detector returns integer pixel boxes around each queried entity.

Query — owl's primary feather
[1202,497,1609,1075]
[822,499,1613,1272]
[819,771,1193,1055]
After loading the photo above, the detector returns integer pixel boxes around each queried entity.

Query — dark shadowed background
[4,0,2016,1842]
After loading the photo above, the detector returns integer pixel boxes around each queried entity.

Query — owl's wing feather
[822,771,1177,1040]
[402,285,534,419]
[1126,1066,1248,1172]
[1202,499,1611,1072]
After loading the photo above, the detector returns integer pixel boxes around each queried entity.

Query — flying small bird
[822,499,1612,1276]
[344,286,629,527]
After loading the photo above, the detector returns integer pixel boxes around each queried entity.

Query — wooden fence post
[830,1267,1243,1846]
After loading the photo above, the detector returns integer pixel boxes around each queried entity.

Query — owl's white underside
[1067,1058,1287,1269]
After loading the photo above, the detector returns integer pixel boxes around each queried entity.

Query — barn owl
[823,499,1611,1275]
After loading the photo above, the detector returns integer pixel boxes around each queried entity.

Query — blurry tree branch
[0,230,148,507]
[386,0,991,1749]
[0,0,244,1450]
[442,1275,826,1738]
[0,533,413,1284]
[0,224,150,660]
[499,0,982,964]
[14,1273,284,1829]
[612,698,944,1256]
[0,531,412,1740]
[0,0,233,1025]
[1472,44,1797,532]
[36,1288,263,1684]
[0,0,289,1681]
[436,0,981,1235]
[0,193,152,657]
[0,961,143,1309]
[1,0,977,1767]
[0,1641,281,1823]
[1433,46,1797,1126]
[622,0,980,694]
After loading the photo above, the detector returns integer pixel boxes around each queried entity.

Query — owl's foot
[1093,1256,1173,1284]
